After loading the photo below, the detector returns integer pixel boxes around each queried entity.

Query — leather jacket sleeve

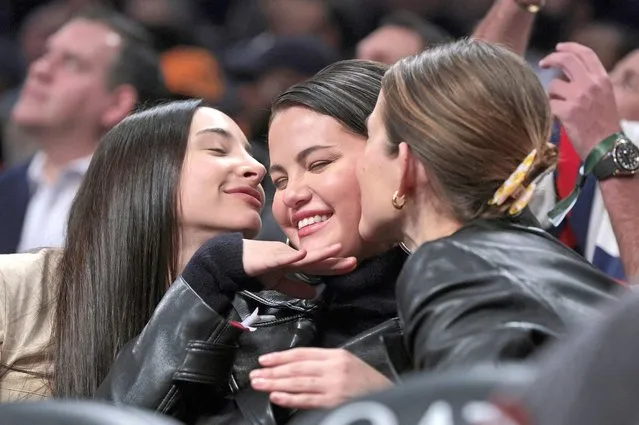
[95,277,243,418]
[95,233,261,420]
[396,240,565,372]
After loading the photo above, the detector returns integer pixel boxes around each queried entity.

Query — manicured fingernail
[251,378,266,388]
[249,370,262,379]
[259,354,273,363]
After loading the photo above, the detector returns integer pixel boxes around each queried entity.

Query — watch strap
[592,154,616,181]
[548,132,621,226]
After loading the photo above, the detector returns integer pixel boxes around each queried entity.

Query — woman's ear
[396,142,416,198]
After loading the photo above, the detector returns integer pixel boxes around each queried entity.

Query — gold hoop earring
[392,191,406,210]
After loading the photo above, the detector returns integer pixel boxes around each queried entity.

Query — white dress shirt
[17,152,92,253]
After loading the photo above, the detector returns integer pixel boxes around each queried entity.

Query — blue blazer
[0,161,31,254]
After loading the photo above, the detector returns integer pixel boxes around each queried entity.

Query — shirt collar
[27,151,93,188]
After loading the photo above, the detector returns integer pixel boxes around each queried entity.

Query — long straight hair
[52,99,202,398]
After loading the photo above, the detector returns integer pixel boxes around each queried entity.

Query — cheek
[358,148,379,197]
[360,149,393,217]
[323,165,363,225]
[272,191,289,228]
[179,157,223,219]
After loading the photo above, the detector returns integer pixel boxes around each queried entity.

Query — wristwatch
[592,132,639,181]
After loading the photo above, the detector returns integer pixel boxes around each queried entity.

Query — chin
[233,214,262,239]
[240,222,262,239]
[299,234,361,258]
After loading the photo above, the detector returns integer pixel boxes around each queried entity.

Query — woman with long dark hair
[0,99,272,400]
[94,61,407,423]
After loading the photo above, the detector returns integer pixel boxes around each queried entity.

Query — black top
[318,247,405,347]
[182,232,405,348]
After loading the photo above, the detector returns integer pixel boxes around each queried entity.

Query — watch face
[614,140,639,172]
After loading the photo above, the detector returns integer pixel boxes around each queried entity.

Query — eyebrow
[196,127,252,152]
[196,127,232,138]
[269,145,335,174]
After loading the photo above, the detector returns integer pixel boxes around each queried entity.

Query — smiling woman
[92,60,409,425]
[0,98,268,401]
[178,106,266,264]
[269,108,367,256]
[268,60,392,260]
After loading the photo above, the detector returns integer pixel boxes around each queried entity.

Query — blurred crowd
[2,2,639,424]
[2,0,639,168]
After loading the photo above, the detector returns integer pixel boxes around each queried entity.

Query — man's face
[356,25,423,65]
[12,19,122,136]
[611,50,639,121]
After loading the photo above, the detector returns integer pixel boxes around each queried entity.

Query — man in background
[0,7,165,254]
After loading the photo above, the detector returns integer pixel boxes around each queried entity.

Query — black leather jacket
[95,237,407,425]
[397,215,621,372]
[96,217,619,424]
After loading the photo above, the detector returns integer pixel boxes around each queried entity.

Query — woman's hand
[242,240,357,298]
[249,348,393,409]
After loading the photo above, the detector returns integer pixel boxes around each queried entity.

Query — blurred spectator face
[611,50,639,121]
[356,25,423,65]
[571,23,625,71]
[12,19,123,136]
[261,0,340,48]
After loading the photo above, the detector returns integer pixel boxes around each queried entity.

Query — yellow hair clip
[508,182,536,216]
[489,149,537,206]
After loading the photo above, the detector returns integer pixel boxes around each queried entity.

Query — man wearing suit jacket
[0,7,165,254]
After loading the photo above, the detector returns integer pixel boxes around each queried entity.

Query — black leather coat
[95,217,620,425]
[95,243,407,425]
[396,215,621,372]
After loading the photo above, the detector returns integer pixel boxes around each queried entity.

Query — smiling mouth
[297,214,331,230]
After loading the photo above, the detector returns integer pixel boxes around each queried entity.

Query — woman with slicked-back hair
[357,39,620,371]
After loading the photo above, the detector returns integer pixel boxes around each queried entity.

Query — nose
[238,157,266,185]
[281,177,312,210]
[29,54,53,82]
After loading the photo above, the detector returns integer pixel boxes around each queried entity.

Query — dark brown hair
[382,38,557,222]
[52,99,201,398]
[271,59,389,138]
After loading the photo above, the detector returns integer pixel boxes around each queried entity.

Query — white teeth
[297,215,330,230]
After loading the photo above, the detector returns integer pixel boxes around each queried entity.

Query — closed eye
[272,176,288,190]
[308,160,331,172]
[208,148,227,156]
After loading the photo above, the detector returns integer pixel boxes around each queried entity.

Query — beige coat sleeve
[0,250,59,402]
